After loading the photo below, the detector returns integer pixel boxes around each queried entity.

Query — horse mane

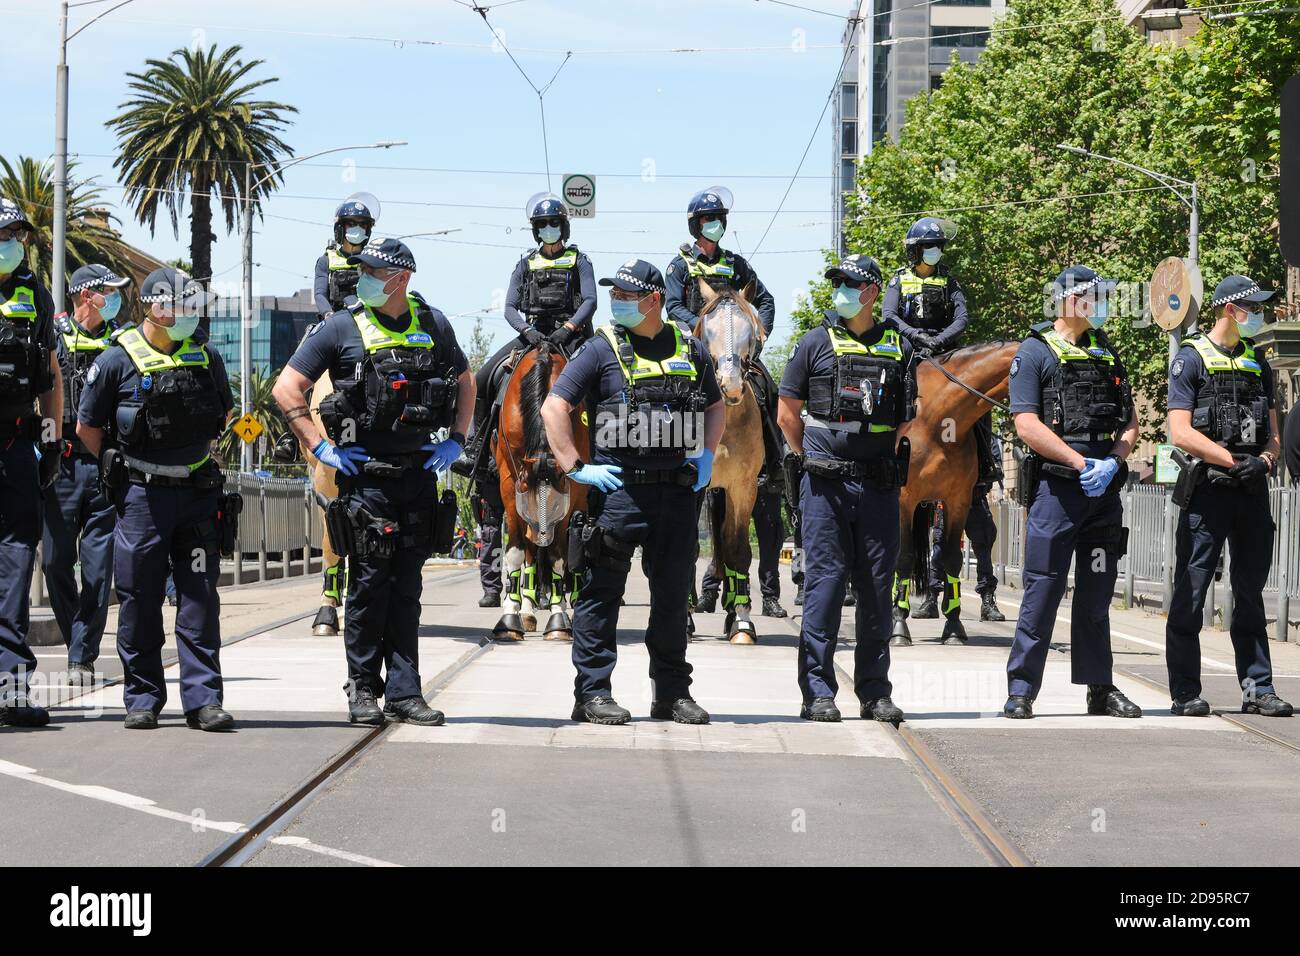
[932,338,1021,364]
[519,342,552,455]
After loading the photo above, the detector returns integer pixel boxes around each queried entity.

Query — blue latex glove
[422,439,463,474]
[1079,456,1119,497]
[313,439,370,476]
[691,448,715,492]
[569,463,623,492]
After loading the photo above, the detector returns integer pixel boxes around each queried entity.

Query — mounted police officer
[274,239,474,727]
[542,259,724,726]
[883,217,1002,621]
[664,187,782,608]
[44,264,131,686]
[777,254,909,723]
[313,195,376,319]
[1165,275,1292,718]
[76,268,236,731]
[1003,266,1140,720]
[0,197,62,728]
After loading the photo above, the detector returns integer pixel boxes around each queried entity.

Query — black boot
[979,591,1005,622]
[1171,696,1211,717]
[799,697,841,722]
[1002,695,1033,719]
[67,661,96,687]
[1087,684,1142,718]
[843,585,856,608]
[479,590,501,608]
[348,685,385,726]
[761,596,787,618]
[572,696,631,725]
[650,698,710,724]
[696,590,718,614]
[123,710,158,730]
[1242,693,1294,717]
[862,697,904,722]
[384,696,446,726]
[0,699,50,727]
[186,704,235,732]
[912,592,938,619]
[793,582,804,606]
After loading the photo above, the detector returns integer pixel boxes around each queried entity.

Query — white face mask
[922,247,942,266]
[344,225,369,246]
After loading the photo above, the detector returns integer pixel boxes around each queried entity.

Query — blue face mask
[98,291,122,323]
[159,313,200,342]
[832,287,862,319]
[0,238,22,275]
[700,219,725,242]
[344,225,369,246]
[610,297,644,327]
[538,225,562,245]
[1235,308,1264,338]
[1086,297,1109,329]
[356,272,392,308]
[922,246,942,266]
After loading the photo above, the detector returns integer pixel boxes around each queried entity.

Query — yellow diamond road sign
[233,413,264,445]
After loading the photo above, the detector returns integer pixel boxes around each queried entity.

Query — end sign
[562,174,596,219]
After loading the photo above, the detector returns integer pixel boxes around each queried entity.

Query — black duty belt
[125,455,222,489]
[1041,461,1080,480]
[619,463,697,487]
[803,456,899,484]
[356,452,429,480]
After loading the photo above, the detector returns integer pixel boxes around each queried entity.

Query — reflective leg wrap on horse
[322,560,346,606]
[722,566,751,611]
[892,572,911,612]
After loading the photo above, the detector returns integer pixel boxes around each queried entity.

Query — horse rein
[923,355,1011,414]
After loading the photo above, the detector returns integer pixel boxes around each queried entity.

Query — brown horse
[892,341,1018,646]
[695,281,767,644]
[493,341,589,640]
[306,371,346,637]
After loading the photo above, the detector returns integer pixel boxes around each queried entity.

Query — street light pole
[1057,144,1199,365]
[238,141,406,472]
[52,0,139,311]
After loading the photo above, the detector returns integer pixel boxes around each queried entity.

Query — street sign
[232,413,264,445]
[1282,73,1300,266]
[1150,256,1202,332]
[562,174,596,219]
[1154,443,1181,484]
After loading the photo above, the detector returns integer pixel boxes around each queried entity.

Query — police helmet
[333,192,379,246]
[526,191,570,244]
[687,186,733,239]
[904,216,957,265]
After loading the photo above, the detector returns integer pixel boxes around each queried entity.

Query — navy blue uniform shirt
[1008,331,1130,459]
[78,332,234,467]
[503,246,597,336]
[779,310,913,463]
[550,322,721,470]
[664,243,776,335]
[287,298,469,457]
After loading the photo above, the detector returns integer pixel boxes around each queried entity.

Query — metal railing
[221,470,321,584]
[985,478,1299,641]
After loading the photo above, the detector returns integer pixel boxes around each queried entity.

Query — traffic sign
[562,174,596,219]
[232,413,264,445]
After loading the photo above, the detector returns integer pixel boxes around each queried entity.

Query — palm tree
[106,44,296,288]
[0,155,135,296]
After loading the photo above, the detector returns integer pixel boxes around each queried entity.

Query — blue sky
[8,0,857,352]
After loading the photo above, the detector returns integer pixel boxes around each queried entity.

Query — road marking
[0,759,399,867]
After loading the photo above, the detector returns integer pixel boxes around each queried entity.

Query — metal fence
[221,471,320,584]
[986,479,1300,641]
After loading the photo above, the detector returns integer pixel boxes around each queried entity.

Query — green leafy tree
[107,44,296,287]
[0,155,135,301]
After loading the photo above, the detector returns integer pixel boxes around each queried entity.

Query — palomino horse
[695,281,766,644]
[892,341,1017,646]
[493,341,589,641]
[306,371,346,637]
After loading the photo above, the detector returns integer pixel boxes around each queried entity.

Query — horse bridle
[706,299,756,407]
[923,355,1011,414]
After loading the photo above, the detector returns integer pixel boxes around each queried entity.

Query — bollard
[1161,497,1177,613]
[1278,491,1292,643]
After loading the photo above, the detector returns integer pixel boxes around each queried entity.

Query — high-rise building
[207,289,318,381]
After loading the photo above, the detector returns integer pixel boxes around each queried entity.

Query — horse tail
[910,501,934,592]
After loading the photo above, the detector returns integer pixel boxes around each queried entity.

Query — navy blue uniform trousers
[571,482,696,704]
[42,452,115,664]
[798,472,898,703]
[1166,482,1276,702]
[0,442,40,702]
[344,468,437,702]
[114,481,223,714]
[1007,475,1122,698]
[477,479,504,596]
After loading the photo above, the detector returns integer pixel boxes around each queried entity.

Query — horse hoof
[890,634,912,648]
[311,606,339,637]
[941,616,968,645]
[521,613,537,633]
[544,630,572,642]
[543,611,571,642]
[493,613,526,642]
[728,619,758,645]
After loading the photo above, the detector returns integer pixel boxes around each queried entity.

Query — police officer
[0,197,63,727]
[274,239,474,727]
[541,259,724,725]
[76,268,235,731]
[777,254,909,723]
[1003,266,1140,720]
[471,481,504,607]
[44,264,130,685]
[313,197,375,319]
[461,193,596,479]
[1165,275,1292,717]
